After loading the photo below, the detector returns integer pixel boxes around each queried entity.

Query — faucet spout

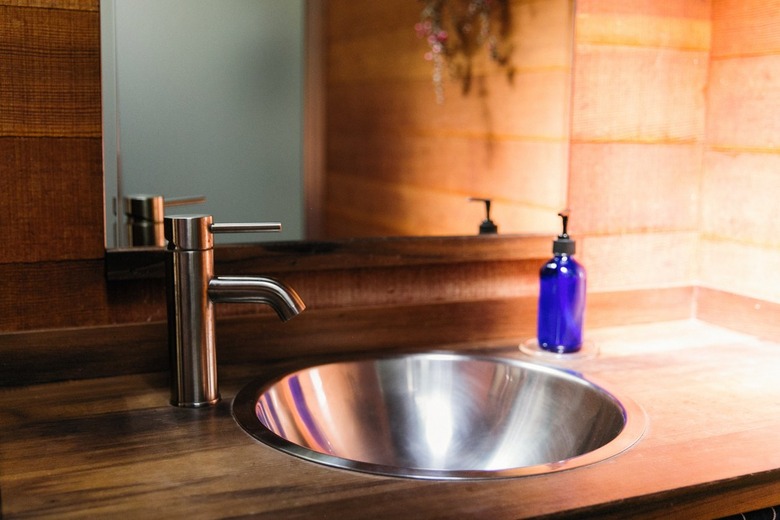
[208,276,305,321]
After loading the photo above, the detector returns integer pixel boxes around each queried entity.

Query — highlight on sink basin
[232,352,646,480]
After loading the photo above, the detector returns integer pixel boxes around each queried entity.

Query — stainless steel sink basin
[232,352,645,480]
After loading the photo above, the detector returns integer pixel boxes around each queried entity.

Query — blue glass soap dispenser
[537,211,586,354]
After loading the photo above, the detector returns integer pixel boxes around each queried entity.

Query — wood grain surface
[2,320,780,519]
[0,2,103,265]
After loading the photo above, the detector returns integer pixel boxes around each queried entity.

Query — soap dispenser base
[519,339,599,362]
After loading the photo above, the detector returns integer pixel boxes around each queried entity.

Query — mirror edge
[101,0,121,249]
[105,234,552,281]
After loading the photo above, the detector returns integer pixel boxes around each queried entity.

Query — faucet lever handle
[210,222,281,234]
[165,215,283,250]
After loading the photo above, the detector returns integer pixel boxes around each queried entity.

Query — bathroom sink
[232,352,646,480]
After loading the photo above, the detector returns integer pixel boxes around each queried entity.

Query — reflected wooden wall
[322,0,573,238]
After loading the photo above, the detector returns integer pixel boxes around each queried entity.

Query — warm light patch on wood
[712,0,780,58]
[577,14,710,50]
[576,0,710,20]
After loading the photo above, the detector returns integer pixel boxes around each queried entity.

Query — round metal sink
[232,352,646,480]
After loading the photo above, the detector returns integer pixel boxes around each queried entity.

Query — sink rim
[232,350,647,480]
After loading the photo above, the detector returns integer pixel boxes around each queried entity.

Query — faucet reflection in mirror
[165,214,306,408]
[123,194,206,247]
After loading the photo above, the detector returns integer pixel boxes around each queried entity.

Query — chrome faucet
[164,214,305,408]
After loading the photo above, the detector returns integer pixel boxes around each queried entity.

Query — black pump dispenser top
[553,211,576,255]
[469,197,498,235]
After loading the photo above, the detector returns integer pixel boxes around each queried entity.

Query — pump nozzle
[469,197,498,235]
[553,210,576,255]
[558,211,570,238]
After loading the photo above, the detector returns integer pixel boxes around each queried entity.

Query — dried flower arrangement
[415,0,512,103]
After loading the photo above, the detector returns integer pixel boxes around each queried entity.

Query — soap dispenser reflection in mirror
[469,197,498,235]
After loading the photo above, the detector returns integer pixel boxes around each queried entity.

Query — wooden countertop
[2,320,780,519]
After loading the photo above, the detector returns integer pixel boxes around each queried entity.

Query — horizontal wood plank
[572,45,708,144]
[706,56,780,150]
[0,4,101,137]
[569,142,701,235]
[712,0,780,58]
[581,232,698,292]
[0,137,105,263]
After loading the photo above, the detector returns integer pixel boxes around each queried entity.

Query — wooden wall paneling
[0,3,100,138]
[568,143,701,235]
[576,1,710,49]
[4,0,779,391]
[0,1,104,264]
[0,260,110,331]
[216,298,540,367]
[569,2,709,294]
[571,46,707,144]
[576,0,711,20]
[0,138,104,263]
[326,73,571,138]
[700,152,780,247]
[581,232,698,293]
[326,122,569,196]
[711,0,780,58]
[0,2,103,259]
[703,0,780,303]
[706,56,780,150]
[325,0,572,84]
[0,1,97,10]
[0,1,110,339]
[325,171,562,237]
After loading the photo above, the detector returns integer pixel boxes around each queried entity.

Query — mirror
[103,0,575,249]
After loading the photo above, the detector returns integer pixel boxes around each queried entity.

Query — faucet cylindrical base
[166,248,220,407]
